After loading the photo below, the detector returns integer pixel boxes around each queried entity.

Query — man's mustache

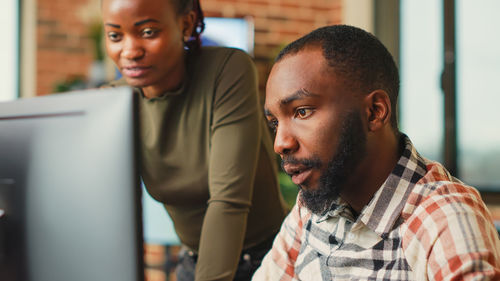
[281,156,322,172]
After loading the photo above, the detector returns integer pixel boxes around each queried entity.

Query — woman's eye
[142,28,157,38]
[295,108,314,119]
[107,32,122,42]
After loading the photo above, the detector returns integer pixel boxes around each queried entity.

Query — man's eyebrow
[105,23,121,28]
[134,18,160,26]
[280,88,319,106]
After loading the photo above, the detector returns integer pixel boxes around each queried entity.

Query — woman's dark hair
[172,0,205,51]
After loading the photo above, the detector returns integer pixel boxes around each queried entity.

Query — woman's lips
[121,66,152,78]
[291,168,313,186]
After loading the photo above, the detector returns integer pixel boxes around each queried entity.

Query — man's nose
[122,37,145,60]
[273,124,298,156]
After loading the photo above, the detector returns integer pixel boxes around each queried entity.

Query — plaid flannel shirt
[253,135,500,280]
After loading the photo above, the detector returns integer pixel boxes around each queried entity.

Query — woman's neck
[142,55,187,99]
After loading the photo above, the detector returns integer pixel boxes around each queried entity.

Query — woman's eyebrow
[105,23,121,28]
[134,18,160,26]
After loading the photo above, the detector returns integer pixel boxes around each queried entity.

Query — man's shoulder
[410,180,484,221]
[402,160,485,221]
[399,161,500,279]
[400,159,494,246]
[409,160,482,208]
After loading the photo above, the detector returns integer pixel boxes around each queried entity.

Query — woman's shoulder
[198,46,251,58]
[195,46,254,69]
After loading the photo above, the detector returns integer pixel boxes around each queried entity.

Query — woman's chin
[123,76,150,88]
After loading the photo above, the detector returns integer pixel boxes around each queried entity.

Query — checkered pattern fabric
[253,136,500,280]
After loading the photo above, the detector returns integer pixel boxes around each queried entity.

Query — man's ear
[363,90,392,132]
[180,11,196,42]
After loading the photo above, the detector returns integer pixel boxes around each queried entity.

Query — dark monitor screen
[0,87,143,281]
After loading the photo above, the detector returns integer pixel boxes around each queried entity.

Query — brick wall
[36,0,99,95]
[202,0,342,93]
[35,0,342,96]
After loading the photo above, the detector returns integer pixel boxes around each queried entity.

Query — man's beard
[282,111,367,215]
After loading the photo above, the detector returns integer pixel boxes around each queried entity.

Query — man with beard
[252,25,500,280]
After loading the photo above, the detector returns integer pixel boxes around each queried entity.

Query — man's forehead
[275,48,325,70]
[266,50,329,101]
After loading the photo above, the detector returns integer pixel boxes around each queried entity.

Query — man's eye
[107,32,122,42]
[295,108,314,119]
[267,119,278,132]
[142,28,157,38]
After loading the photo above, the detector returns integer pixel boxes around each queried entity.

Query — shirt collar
[358,134,428,237]
[316,198,356,223]
[140,76,188,100]
[317,134,428,237]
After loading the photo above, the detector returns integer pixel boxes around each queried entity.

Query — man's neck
[340,130,400,214]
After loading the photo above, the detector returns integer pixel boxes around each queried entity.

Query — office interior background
[1,0,499,280]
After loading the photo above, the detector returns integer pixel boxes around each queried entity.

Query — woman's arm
[195,49,264,281]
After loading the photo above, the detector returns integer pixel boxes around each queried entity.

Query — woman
[101,0,288,280]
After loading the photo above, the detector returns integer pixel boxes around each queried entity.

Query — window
[457,0,500,190]
[401,0,500,191]
[400,0,443,162]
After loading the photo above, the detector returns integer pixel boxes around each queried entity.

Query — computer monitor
[0,87,144,281]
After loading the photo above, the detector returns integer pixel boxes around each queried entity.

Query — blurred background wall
[6,1,499,190]
[35,0,95,95]
[26,0,349,96]
[16,0,383,96]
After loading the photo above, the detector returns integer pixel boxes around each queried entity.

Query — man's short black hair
[276,25,400,130]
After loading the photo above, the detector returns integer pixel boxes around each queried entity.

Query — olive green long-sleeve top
[110,47,287,280]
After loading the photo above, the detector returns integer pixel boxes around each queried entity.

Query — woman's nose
[121,37,145,60]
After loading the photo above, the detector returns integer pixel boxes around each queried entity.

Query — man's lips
[283,164,313,185]
[291,169,313,185]
[121,66,152,78]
